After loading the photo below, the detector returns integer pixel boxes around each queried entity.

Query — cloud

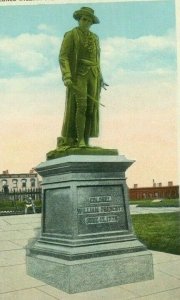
[101,29,176,83]
[37,24,57,35]
[0,33,61,74]
[0,68,62,93]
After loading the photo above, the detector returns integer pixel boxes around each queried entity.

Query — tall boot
[76,100,86,148]
[84,117,91,147]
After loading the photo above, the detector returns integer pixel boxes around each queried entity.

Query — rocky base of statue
[26,155,154,294]
[46,136,118,160]
[47,146,118,160]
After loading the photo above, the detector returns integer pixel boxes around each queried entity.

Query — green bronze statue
[46,7,119,159]
[59,7,108,148]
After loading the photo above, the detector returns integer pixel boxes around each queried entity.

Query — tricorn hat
[73,7,100,24]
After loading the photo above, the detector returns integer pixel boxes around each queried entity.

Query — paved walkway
[0,214,179,300]
[130,205,180,214]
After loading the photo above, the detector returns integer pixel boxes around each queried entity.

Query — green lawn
[0,200,41,214]
[130,199,179,207]
[132,212,180,255]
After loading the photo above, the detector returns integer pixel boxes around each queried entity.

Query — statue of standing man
[59,7,108,148]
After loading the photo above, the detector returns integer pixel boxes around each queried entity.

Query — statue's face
[78,15,93,30]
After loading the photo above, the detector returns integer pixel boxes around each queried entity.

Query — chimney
[134,184,138,188]
[153,179,156,187]
[159,183,162,187]
[168,181,173,187]
[3,170,9,175]
[29,169,35,174]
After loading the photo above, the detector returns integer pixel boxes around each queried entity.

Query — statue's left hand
[101,81,109,90]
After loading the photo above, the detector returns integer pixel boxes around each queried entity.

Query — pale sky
[0,0,178,187]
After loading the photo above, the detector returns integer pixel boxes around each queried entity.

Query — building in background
[0,169,40,193]
[129,181,179,200]
[1,170,179,201]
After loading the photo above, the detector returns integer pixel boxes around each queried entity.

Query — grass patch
[132,212,180,255]
[0,200,41,212]
[130,199,179,207]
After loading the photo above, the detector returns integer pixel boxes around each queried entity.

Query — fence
[0,188,42,215]
[0,188,42,202]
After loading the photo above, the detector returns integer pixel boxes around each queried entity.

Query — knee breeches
[75,70,98,115]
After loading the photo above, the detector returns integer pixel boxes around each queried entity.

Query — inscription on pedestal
[77,185,127,234]
[89,196,112,203]
[85,215,119,224]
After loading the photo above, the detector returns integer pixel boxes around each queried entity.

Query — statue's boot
[76,99,87,148]
[84,119,91,147]
[78,139,86,148]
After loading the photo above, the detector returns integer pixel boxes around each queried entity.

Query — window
[155,192,159,198]
[30,178,35,188]
[2,180,9,194]
[143,193,147,199]
[2,179,7,186]
[21,179,27,188]
[12,179,18,188]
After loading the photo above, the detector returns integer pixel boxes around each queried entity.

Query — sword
[71,85,105,107]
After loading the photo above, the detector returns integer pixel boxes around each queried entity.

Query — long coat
[59,27,101,140]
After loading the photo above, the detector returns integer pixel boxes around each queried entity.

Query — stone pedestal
[26,155,153,293]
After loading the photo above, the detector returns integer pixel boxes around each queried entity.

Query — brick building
[129,181,179,200]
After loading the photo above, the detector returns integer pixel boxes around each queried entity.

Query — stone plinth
[26,155,153,293]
